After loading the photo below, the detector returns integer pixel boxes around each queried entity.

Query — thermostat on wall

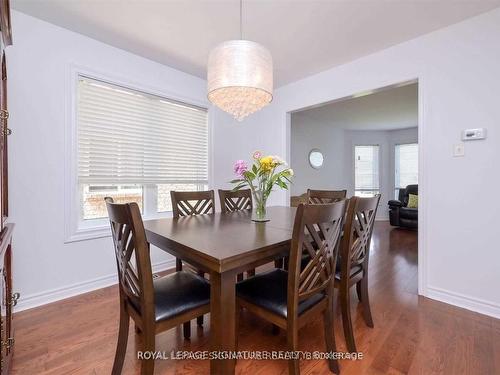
[462,128,486,141]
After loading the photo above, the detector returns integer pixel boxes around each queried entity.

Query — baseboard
[427,286,500,319]
[375,216,389,221]
[15,259,176,313]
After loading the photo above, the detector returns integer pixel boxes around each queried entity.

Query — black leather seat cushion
[400,207,418,220]
[236,269,324,318]
[131,271,210,322]
[335,257,362,281]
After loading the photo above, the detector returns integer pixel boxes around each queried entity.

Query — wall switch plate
[453,143,465,157]
[462,128,486,141]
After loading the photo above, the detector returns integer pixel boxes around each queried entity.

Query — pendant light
[207,0,273,121]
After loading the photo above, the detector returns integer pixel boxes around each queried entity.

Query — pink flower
[233,160,248,177]
[253,150,262,160]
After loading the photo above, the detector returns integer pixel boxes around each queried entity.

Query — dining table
[143,205,297,375]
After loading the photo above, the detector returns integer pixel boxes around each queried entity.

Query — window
[354,145,380,197]
[74,75,209,236]
[395,143,418,198]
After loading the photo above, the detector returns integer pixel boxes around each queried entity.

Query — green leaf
[243,171,256,180]
[229,179,244,183]
[278,180,289,190]
[252,164,258,174]
[232,182,247,191]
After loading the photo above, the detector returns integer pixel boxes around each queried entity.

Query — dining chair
[218,189,255,281]
[290,193,308,207]
[218,188,252,213]
[307,189,347,204]
[335,195,380,353]
[280,190,347,272]
[104,197,210,375]
[170,190,214,330]
[236,201,347,374]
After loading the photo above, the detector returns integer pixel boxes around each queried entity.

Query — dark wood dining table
[143,206,296,375]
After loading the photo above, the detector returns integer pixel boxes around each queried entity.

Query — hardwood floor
[11,222,499,374]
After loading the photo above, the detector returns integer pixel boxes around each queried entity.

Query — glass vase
[252,190,269,222]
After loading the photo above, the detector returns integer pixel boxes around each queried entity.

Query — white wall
[8,11,208,310]
[290,113,417,220]
[290,113,347,196]
[214,8,500,318]
[8,7,500,319]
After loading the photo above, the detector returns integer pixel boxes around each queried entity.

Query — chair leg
[272,324,280,335]
[197,269,205,327]
[141,324,155,375]
[183,321,191,339]
[340,285,357,353]
[358,276,374,328]
[235,302,241,350]
[287,325,300,375]
[356,282,362,302]
[111,300,130,375]
[176,258,182,271]
[274,258,284,269]
[324,294,340,374]
[246,268,255,277]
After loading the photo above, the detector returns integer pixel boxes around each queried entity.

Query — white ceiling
[12,0,500,87]
[294,83,418,131]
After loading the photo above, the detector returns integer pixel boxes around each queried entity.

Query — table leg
[210,270,237,375]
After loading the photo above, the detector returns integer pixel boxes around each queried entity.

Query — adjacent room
[1,1,499,374]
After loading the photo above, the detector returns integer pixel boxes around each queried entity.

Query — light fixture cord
[240,0,243,39]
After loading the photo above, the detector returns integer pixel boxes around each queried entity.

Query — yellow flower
[260,156,274,172]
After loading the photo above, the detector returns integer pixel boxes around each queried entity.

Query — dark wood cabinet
[0,224,13,374]
[0,1,14,374]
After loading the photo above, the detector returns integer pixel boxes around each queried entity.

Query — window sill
[65,225,111,243]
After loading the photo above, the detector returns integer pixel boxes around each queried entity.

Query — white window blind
[354,145,380,197]
[77,76,208,185]
[395,143,418,189]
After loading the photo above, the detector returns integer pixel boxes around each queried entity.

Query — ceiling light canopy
[207,0,273,121]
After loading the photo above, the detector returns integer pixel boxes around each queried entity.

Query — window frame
[64,65,213,243]
[394,142,418,199]
[353,144,381,197]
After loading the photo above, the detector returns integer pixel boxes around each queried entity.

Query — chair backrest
[170,190,215,218]
[290,193,308,207]
[105,197,154,319]
[339,195,380,281]
[218,189,252,213]
[288,201,346,314]
[307,189,347,204]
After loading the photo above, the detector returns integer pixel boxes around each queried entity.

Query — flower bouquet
[231,151,294,222]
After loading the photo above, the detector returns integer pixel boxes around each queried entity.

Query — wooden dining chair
[236,201,347,374]
[307,189,347,204]
[170,190,215,273]
[218,188,252,213]
[170,190,214,329]
[279,190,347,272]
[218,189,255,281]
[104,197,210,375]
[335,195,380,353]
[290,193,307,207]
